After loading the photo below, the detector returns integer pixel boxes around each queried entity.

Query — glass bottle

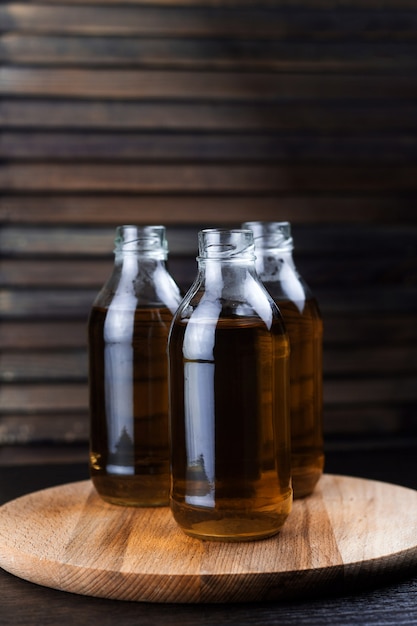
[168,228,292,541]
[88,225,182,507]
[243,221,324,498]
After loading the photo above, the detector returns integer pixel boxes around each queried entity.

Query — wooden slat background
[0,0,416,454]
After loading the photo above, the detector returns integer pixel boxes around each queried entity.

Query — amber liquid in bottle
[89,305,172,506]
[169,315,292,541]
[272,296,324,498]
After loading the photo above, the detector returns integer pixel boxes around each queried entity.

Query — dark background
[0,0,416,464]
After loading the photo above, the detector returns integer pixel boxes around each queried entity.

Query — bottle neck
[255,247,296,282]
[115,250,166,269]
[189,227,275,326]
[106,253,180,313]
[254,246,309,309]
[193,257,274,330]
[198,257,257,293]
[113,223,168,282]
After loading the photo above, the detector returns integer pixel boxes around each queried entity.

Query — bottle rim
[242,221,294,251]
[114,224,168,259]
[197,228,256,261]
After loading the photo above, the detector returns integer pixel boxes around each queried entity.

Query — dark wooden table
[2,442,417,626]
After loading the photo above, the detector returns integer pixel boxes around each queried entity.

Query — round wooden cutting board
[1,474,417,603]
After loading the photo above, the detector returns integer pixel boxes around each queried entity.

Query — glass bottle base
[91,473,169,507]
[291,453,325,499]
[170,491,292,542]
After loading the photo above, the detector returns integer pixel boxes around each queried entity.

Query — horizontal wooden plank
[316,287,417,314]
[1,286,416,319]
[2,5,417,39]
[0,384,88,412]
[2,315,417,351]
[0,260,113,287]
[323,406,409,435]
[0,404,410,447]
[3,132,417,162]
[2,35,417,72]
[0,443,89,465]
[0,290,97,319]
[1,194,416,224]
[323,315,417,345]
[2,404,416,447]
[1,68,416,100]
[0,415,89,445]
[0,256,194,293]
[323,347,417,376]
[0,226,115,256]
[1,377,416,414]
[324,377,417,405]
[2,163,417,193]
[9,1,417,9]
[0,351,87,383]
[295,256,417,288]
[0,322,88,349]
[290,224,417,256]
[2,252,416,290]
[3,99,417,133]
[1,224,416,257]
[2,344,416,383]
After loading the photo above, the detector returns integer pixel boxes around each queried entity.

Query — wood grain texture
[3,100,417,132]
[1,195,416,224]
[4,36,417,72]
[1,474,417,603]
[3,164,417,193]
[5,0,416,6]
[0,0,416,448]
[2,68,416,99]
[6,132,417,161]
[2,4,417,39]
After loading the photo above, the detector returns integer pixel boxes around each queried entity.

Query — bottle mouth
[197,228,255,261]
[242,221,293,251]
[114,225,168,258]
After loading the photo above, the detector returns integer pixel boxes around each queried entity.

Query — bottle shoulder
[172,280,286,333]
[92,262,182,313]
